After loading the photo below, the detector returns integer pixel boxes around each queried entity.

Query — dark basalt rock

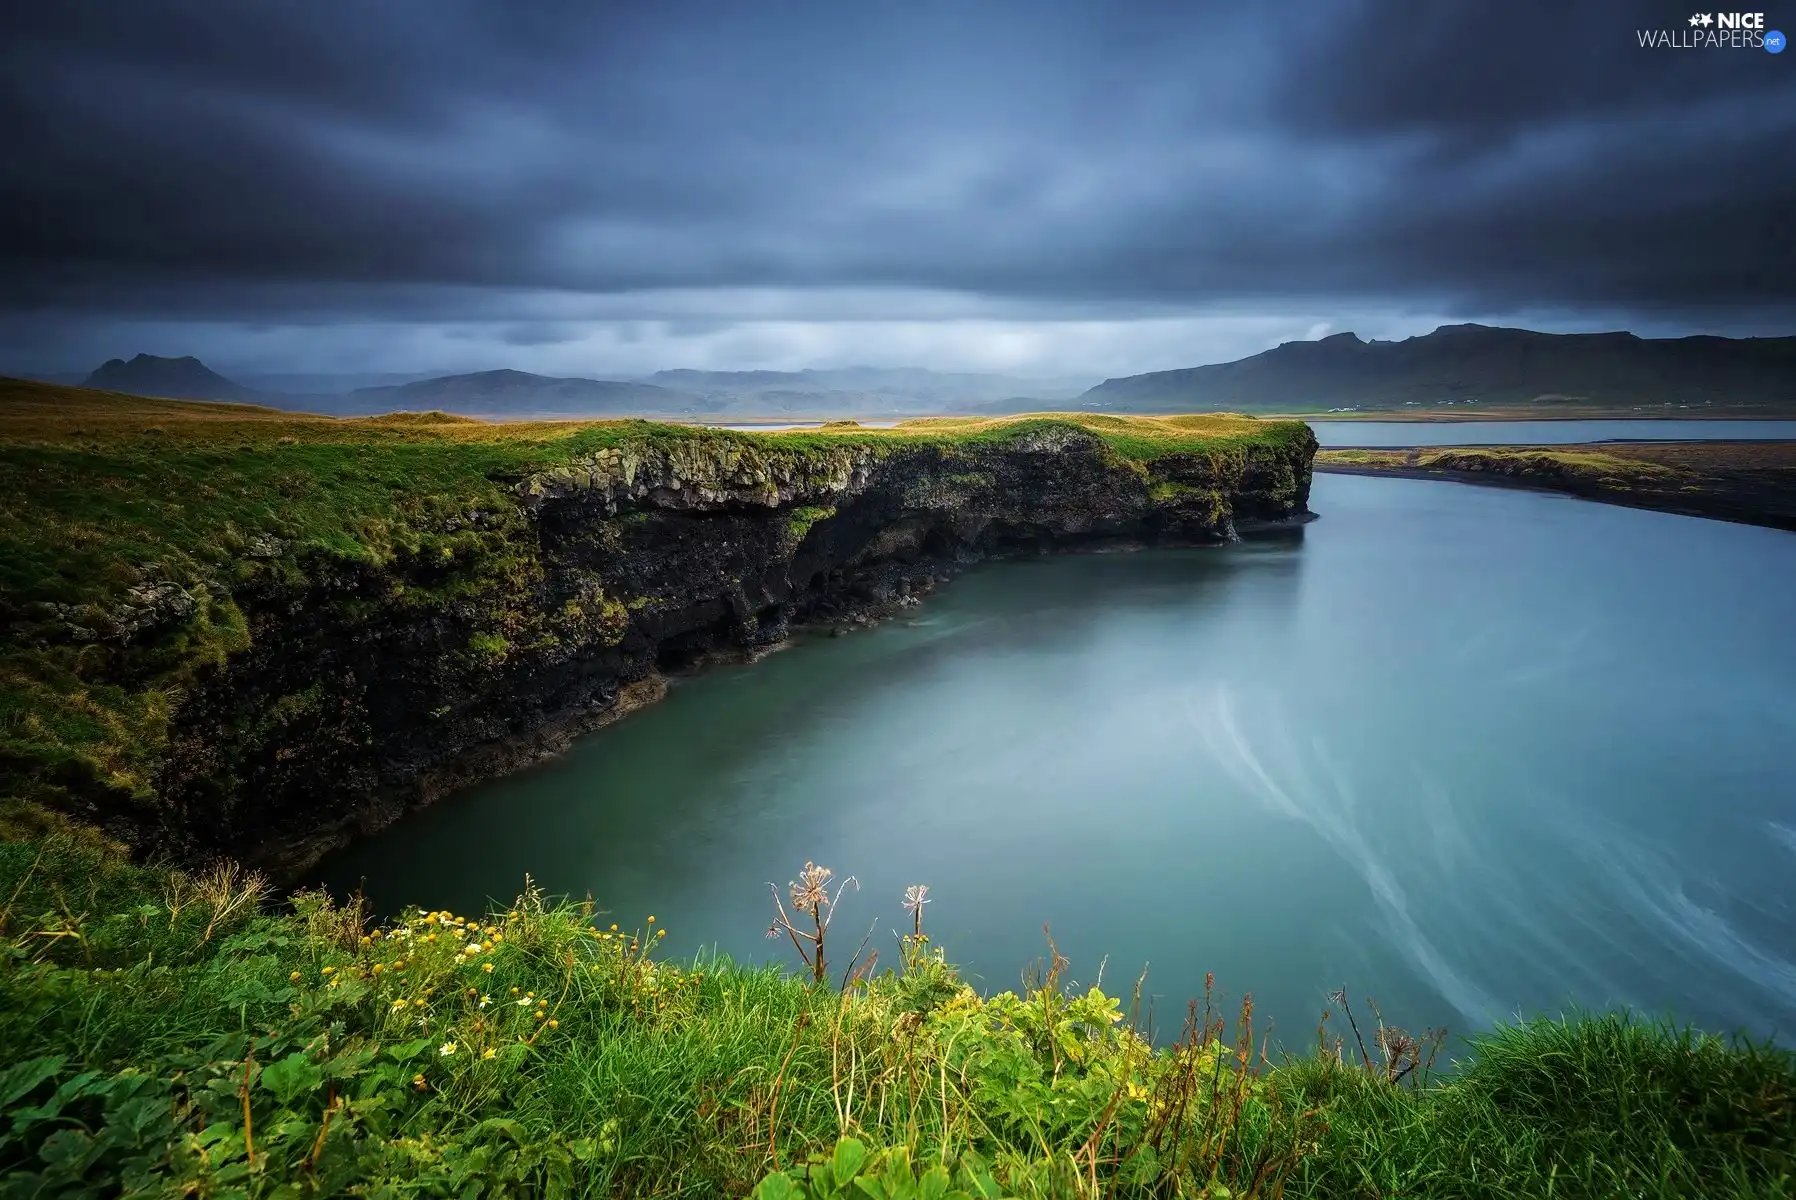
[139,431,1314,877]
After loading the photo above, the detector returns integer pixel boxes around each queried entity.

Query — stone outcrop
[123,424,1316,876]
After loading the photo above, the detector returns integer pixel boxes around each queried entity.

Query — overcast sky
[3,0,1793,380]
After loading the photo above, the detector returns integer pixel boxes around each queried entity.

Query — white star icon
[1700,12,1714,25]
[1690,12,1703,24]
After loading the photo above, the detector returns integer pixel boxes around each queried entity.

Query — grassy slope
[0,386,1790,1194]
[0,840,1790,1198]
[1317,446,1684,483]
[0,377,1308,834]
[1316,443,1796,532]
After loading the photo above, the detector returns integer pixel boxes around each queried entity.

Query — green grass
[1317,446,1685,486]
[0,839,1789,1198]
[0,380,1311,833]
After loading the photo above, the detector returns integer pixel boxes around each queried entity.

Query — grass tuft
[0,841,1788,1197]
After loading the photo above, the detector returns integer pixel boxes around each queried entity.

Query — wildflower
[439,1042,457,1057]
[289,971,301,982]
[656,929,666,938]
[372,964,384,974]
[548,1019,559,1029]
[464,944,481,956]
[902,884,930,914]
[413,1073,426,1088]
[370,930,382,940]
[482,962,494,973]
[491,933,503,943]
[321,966,335,975]
[646,915,655,923]
[517,997,532,1007]
[510,987,520,995]
[481,941,493,952]
[361,935,372,945]
[483,1048,496,1060]
[479,995,491,1008]
[609,924,618,932]
[789,862,832,912]
[392,998,408,1011]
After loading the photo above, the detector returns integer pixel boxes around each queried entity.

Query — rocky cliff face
[145,424,1314,875]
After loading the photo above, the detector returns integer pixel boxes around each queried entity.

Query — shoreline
[299,513,1317,882]
[1316,442,1796,532]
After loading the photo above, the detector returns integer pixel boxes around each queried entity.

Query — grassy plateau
[1,380,1791,1196]
[0,378,1309,843]
[1315,443,1796,532]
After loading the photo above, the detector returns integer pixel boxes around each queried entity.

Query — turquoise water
[318,475,1796,1048]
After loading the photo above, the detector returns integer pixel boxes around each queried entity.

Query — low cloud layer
[3,0,1792,377]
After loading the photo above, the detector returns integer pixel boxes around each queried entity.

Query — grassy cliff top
[0,378,1306,612]
[0,378,1311,835]
[0,837,1790,1198]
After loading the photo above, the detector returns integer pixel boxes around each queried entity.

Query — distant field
[1268,403,1795,422]
[1316,441,1796,530]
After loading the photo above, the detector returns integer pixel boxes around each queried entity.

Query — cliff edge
[0,382,1316,874]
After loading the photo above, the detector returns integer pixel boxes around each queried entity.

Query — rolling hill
[1077,325,1796,414]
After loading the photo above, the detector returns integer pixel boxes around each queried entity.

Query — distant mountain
[83,354,261,403]
[1079,325,1796,413]
[343,369,700,416]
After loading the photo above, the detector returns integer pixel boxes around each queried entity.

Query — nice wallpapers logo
[1636,12,1787,49]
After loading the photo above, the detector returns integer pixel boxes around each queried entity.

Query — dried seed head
[789,862,832,912]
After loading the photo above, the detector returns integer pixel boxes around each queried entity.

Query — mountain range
[23,325,1796,419]
[1078,325,1796,413]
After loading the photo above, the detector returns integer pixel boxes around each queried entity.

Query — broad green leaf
[385,1038,432,1063]
[832,1137,868,1184]
[751,1173,803,1200]
[0,1056,63,1108]
[259,1052,324,1105]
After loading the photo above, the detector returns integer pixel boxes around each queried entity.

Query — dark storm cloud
[1,0,1791,368]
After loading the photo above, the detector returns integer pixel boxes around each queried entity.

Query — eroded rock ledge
[107,423,1315,876]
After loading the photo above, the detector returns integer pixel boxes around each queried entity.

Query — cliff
[0,381,1316,875]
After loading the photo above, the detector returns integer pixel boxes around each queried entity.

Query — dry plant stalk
[766,860,859,985]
